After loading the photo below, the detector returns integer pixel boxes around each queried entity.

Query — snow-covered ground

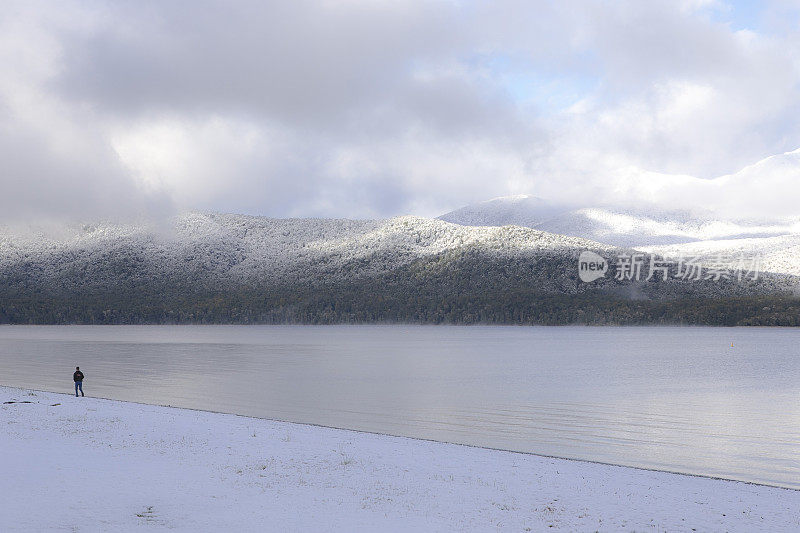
[2,386,798,532]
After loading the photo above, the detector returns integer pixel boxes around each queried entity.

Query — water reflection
[1,325,799,488]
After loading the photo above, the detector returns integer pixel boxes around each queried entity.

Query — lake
[1,325,798,489]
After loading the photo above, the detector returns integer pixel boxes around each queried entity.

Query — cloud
[3,0,800,221]
[0,1,170,222]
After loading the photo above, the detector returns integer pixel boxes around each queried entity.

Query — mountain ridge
[1,211,797,325]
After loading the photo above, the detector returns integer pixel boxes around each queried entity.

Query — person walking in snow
[73,367,84,397]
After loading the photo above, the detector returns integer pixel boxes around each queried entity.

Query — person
[73,366,84,397]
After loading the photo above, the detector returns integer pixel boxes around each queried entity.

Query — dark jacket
[73,371,84,382]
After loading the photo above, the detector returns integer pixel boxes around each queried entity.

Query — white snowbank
[2,386,798,532]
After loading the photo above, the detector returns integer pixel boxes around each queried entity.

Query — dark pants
[75,381,83,396]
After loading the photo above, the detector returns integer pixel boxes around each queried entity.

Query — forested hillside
[1,212,798,325]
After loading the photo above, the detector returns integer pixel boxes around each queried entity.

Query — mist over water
[1,325,799,489]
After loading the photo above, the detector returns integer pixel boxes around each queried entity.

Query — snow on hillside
[0,212,614,289]
[306,215,613,263]
[537,208,800,247]
[2,209,796,290]
[439,196,800,248]
[436,187,800,280]
[4,386,800,532]
[642,234,800,278]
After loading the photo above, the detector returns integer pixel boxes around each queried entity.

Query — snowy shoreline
[3,386,799,532]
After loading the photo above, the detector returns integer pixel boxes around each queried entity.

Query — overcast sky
[4,0,800,221]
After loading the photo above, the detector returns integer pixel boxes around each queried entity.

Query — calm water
[1,325,799,489]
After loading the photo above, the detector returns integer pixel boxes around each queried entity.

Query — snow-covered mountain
[1,211,795,324]
[538,208,800,248]
[0,212,615,293]
[3,210,793,296]
[439,195,800,248]
[640,234,800,278]
[438,148,800,273]
[437,190,800,282]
